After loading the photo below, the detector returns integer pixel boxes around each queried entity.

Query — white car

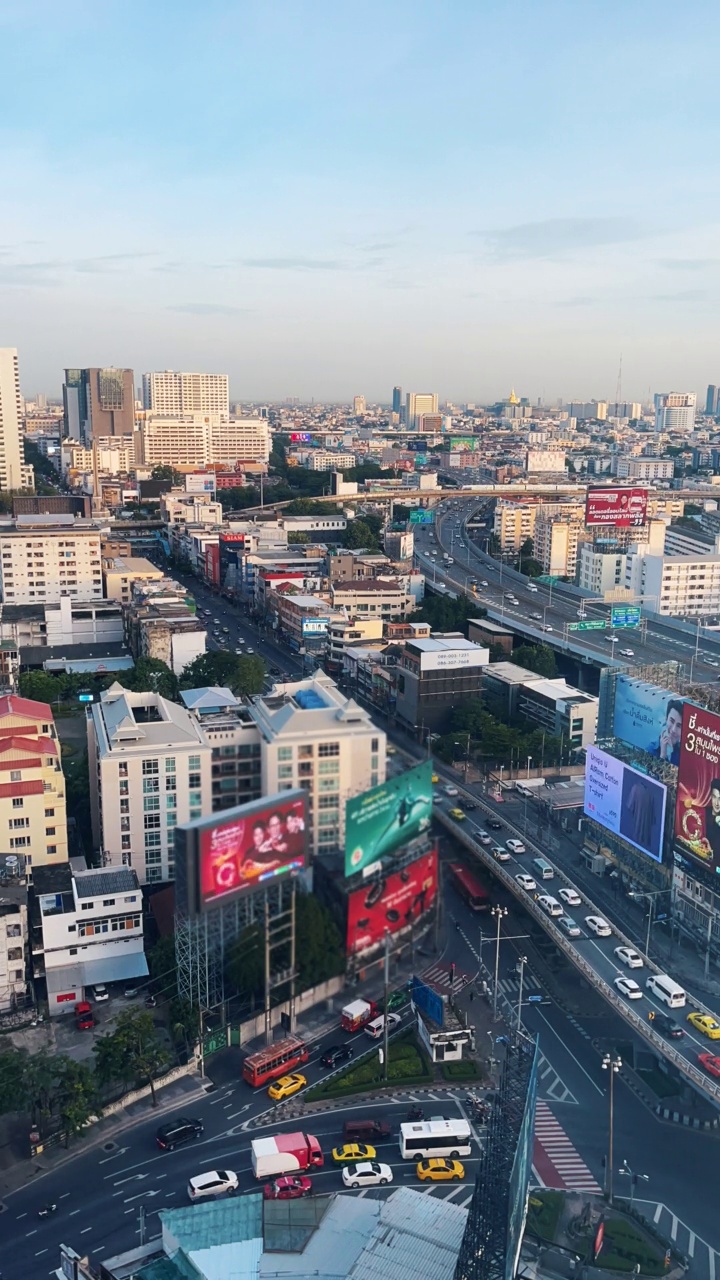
[477,831,492,846]
[506,838,526,855]
[527,584,538,592]
[246,647,254,654]
[576,610,586,619]
[585,915,612,937]
[530,611,543,620]
[364,1013,401,1039]
[188,1169,239,1201]
[491,845,511,862]
[543,624,553,632]
[91,984,109,1002]
[614,946,643,969]
[515,873,537,891]
[537,895,563,918]
[444,785,459,797]
[480,580,489,588]
[342,1161,393,1189]
[619,648,635,658]
[558,915,582,938]
[558,888,582,907]
[235,646,244,654]
[605,634,618,644]
[614,976,643,1001]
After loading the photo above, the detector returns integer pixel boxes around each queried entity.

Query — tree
[225,922,265,1004]
[125,657,179,701]
[288,531,310,544]
[417,593,474,635]
[180,650,266,697]
[295,894,344,988]
[57,1059,98,1143]
[341,519,378,551]
[18,670,62,704]
[93,1009,170,1106]
[22,1048,63,1133]
[147,934,178,995]
[0,1048,30,1116]
[513,643,558,678]
[151,464,183,486]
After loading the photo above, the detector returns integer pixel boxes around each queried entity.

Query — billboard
[344,760,433,877]
[179,791,308,915]
[409,508,434,524]
[301,617,329,635]
[612,676,687,764]
[584,745,667,862]
[185,473,216,495]
[346,847,438,953]
[585,487,648,528]
[411,974,445,1026]
[448,436,478,451]
[290,432,312,442]
[674,704,720,880]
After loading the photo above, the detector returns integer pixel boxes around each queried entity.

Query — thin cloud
[480,217,646,261]
[74,252,157,274]
[243,256,345,271]
[167,302,253,316]
[0,260,61,286]
[555,296,598,307]
[658,258,720,271]
[651,289,709,302]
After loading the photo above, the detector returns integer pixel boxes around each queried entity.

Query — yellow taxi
[332,1142,376,1163]
[448,808,466,821]
[416,1158,465,1182]
[267,1072,307,1101]
[431,774,440,784]
[687,1013,720,1040]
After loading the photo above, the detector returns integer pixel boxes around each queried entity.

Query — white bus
[399,1119,472,1160]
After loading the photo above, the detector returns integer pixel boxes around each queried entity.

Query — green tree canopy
[18,670,61,704]
[124,657,179,701]
[417,593,475,635]
[151,464,183,485]
[341,518,380,551]
[513,643,558,678]
[180,650,266,697]
[93,1009,170,1105]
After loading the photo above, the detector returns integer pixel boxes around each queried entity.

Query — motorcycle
[144,995,157,1008]
[38,1204,57,1218]
[406,1106,424,1121]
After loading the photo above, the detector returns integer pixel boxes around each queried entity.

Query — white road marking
[80,1227,93,1234]
[26,1229,38,1237]
[654,1203,663,1223]
[16,1211,27,1219]
[688,1232,696,1258]
[35,1249,48,1257]
[532,1008,604,1096]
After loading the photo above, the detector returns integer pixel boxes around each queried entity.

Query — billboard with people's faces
[674,704,720,883]
[612,677,688,764]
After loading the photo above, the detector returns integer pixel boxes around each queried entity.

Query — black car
[486,819,503,831]
[320,1045,355,1069]
[651,1012,684,1040]
[155,1117,204,1150]
[463,802,478,812]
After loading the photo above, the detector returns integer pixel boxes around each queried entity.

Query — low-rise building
[331,579,415,621]
[615,457,675,480]
[123,578,206,675]
[0,694,68,875]
[482,661,597,748]
[0,885,28,1012]
[395,635,489,735]
[0,519,103,604]
[31,862,146,1015]
[467,617,514,655]
[326,615,385,673]
[274,592,333,655]
[626,550,720,617]
[103,556,165,604]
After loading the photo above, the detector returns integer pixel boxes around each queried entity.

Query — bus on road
[448,862,490,911]
[399,1119,472,1160]
[242,1035,309,1088]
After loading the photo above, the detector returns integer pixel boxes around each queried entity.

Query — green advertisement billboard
[345,760,434,877]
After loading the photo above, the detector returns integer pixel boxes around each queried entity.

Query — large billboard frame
[674,703,720,883]
[585,486,648,528]
[344,760,434,877]
[612,676,688,763]
[584,744,667,863]
[346,846,438,954]
[178,789,308,916]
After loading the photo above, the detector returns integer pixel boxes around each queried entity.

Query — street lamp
[426,732,439,760]
[618,1159,649,1209]
[602,1053,622,1204]
[516,955,527,1029]
[628,889,666,959]
[491,905,508,1020]
[526,755,532,779]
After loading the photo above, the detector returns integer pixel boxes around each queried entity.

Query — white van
[532,858,554,881]
[645,974,686,1008]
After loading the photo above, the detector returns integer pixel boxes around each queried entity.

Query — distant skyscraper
[142,370,229,417]
[353,395,366,416]
[654,392,696,433]
[706,385,718,416]
[392,385,402,415]
[0,348,30,491]
[406,391,439,430]
[63,367,135,444]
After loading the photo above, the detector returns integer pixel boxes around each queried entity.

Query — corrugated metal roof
[74,867,139,897]
[348,1188,466,1280]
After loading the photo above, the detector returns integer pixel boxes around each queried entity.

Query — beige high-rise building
[533,510,589,578]
[137,414,270,467]
[0,349,34,492]
[142,371,229,417]
[406,392,439,429]
[0,522,103,603]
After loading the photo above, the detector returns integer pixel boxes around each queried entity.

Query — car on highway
[605,634,618,644]
[491,845,510,862]
[477,831,492,845]
[537,895,563,918]
[708,659,720,668]
[619,648,635,657]
[267,1072,306,1101]
[576,610,586,619]
[342,1161,393,1188]
[614,976,643,1000]
[444,784,460,797]
[431,774,439,783]
[585,915,612,937]
[558,888,582,907]
[320,1045,354,1068]
[463,801,478,811]
[263,1176,313,1200]
[448,808,466,821]
[416,1158,465,1182]
[687,1013,720,1040]
[187,1169,239,1201]
[365,1013,401,1039]
[480,580,489,587]
[530,611,543,620]
[486,818,503,831]
[698,1052,720,1079]
[543,624,553,632]
[332,1142,376,1163]
[515,873,537,891]
[156,1117,204,1151]
[235,646,244,654]
[614,946,643,969]
[246,647,254,654]
[506,838,526,854]
[558,915,583,938]
[650,1012,684,1039]
[527,584,538,592]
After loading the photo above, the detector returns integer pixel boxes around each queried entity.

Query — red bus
[242,1035,310,1087]
[449,862,490,911]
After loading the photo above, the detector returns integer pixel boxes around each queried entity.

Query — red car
[698,1052,720,1078]
[75,1001,94,1030]
[262,1176,313,1201]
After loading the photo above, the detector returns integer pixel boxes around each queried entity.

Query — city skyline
[2,1,720,400]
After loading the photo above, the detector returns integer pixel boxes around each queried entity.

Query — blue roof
[294,689,327,710]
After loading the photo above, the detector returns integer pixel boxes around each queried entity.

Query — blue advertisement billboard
[585,745,667,862]
[411,974,445,1027]
[613,676,688,764]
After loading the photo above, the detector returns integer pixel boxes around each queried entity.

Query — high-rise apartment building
[0,694,69,874]
[654,392,696,433]
[353,395,366,416]
[706,385,718,416]
[392,386,403,416]
[63,368,135,444]
[0,522,103,603]
[0,349,34,492]
[138,414,270,468]
[142,371,229,418]
[406,392,439,430]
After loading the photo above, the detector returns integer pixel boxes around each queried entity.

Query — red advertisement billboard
[346,846,438,953]
[197,792,308,910]
[585,487,648,528]
[204,543,220,586]
[674,704,720,879]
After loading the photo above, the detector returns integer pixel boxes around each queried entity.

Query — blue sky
[2,0,720,403]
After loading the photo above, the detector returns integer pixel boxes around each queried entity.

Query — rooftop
[73,867,140,898]
[93,684,208,751]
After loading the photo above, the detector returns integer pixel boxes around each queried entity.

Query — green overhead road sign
[611,605,641,629]
[569,620,607,631]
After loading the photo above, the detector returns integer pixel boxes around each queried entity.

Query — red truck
[251,1131,323,1180]
[341,998,379,1033]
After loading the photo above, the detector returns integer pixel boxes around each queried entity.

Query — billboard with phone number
[196,791,308,910]
[347,847,438,953]
[344,760,433,877]
[585,487,648,527]
[674,703,720,881]
[584,744,667,862]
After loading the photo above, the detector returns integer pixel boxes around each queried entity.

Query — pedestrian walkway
[533,1099,602,1194]
[536,1054,577,1105]
[421,961,477,996]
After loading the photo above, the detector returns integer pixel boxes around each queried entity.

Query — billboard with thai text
[674,704,720,882]
[612,676,688,764]
[585,487,648,528]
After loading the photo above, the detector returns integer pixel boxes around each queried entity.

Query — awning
[79,952,149,986]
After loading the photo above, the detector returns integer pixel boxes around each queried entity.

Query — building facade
[63,368,135,443]
[0,694,68,874]
[654,392,696,433]
[0,522,103,603]
[142,371,229,417]
[395,636,489,734]
[406,392,439,430]
[0,348,34,493]
[181,688,263,814]
[0,886,27,1013]
[138,414,270,468]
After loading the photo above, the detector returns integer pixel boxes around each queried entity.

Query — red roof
[0,695,52,720]
[0,779,44,798]
[0,725,42,739]
[0,735,58,758]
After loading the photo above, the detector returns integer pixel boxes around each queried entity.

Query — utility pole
[382,931,390,1082]
[602,1053,622,1204]
[516,955,527,1030]
[492,905,508,1020]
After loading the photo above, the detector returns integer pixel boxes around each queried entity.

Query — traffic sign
[527,995,543,1002]
[569,620,606,631]
[611,605,641,629]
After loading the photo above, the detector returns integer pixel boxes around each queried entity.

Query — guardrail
[435,808,720,1108]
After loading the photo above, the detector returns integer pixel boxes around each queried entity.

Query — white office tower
[0,348,33,491]
[406,392,439,430]
[654,392,696,433]
[142,371,230,418]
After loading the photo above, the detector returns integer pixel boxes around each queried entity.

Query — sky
[2,0,720,404]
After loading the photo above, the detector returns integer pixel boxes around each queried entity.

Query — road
[414,497,720,684]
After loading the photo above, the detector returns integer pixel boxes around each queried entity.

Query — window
[145,831,161,848]
[12,798,23,809]
[188,755,200,770]
[119,780,129,796]
[318,796,338,810]
[9,817,28,829]
[371,737,379,752]
[144,796,160,812]
[319,779,339,794]
[46,827,55,836]
[9,837,28,848]
[190,808,201,820]
[278,746,292,762]
[278,765,293,781]
[143,777,159,794]
[46,844,56,854]
[318,742,339,757]
[121,834,131,850]
[10,771,20,782]
[144,813,161,829]
[167,792,176,809]
[44,808,54,818]
[165,775,176,791]
[318,759,338,775]
[120,798,130,814]
[119,761,128,778]
[298,744,313,759]
[165,758,176,773]
[142,759,159,776]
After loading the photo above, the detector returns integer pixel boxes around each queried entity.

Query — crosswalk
[636,1201,720,1280]
[421,961,478,996]
[533,1100,602,1193]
